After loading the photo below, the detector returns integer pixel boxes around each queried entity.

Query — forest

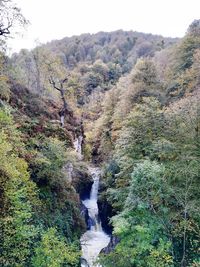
[0,1,199,266]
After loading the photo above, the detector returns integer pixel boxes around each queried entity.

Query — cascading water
[74,135,83,157]
[73,135,110,266]
[81,168,110,267]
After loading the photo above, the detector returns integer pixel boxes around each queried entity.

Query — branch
[59,77,68,89]
[62,77,68,84]
[0,23,12,36]
[49,76,61,91]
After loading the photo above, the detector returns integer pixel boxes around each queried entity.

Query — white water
[81,168,110,267]
[73,136,83,156]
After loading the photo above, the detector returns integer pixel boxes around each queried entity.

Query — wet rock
[98,198,113,234]
[80,203,90,230]
[81,257,89,267]
[101,235,120,254]
[72,167,93,199]
[98,183,114,234]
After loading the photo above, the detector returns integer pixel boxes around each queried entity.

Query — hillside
[45,30,177,68]
[10,30,177,102]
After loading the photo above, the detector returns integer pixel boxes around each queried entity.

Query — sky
[8,0,200,53]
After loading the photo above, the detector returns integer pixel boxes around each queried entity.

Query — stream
[80,167,110,267]
[73,136,110,266]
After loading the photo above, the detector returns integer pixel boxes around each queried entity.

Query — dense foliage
[0,104,83,266]
[97,22,200,267]
[0,7,85,263]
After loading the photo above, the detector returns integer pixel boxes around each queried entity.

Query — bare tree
[49,76,71,127]
[33,48,42,93]
[0,0,27,38]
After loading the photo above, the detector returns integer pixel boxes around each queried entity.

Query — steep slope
[0,77,92,266]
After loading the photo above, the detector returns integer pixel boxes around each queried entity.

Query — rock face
[72,167,93,199]
[80,203,90,230]
[80,257,89,267]
[101,235,120,254]
[97,181,115,234]
[98,198,113,234]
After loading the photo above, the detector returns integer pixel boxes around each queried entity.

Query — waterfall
[81,168,110,267]
[74,135,83,159]
[60,115,64,127]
